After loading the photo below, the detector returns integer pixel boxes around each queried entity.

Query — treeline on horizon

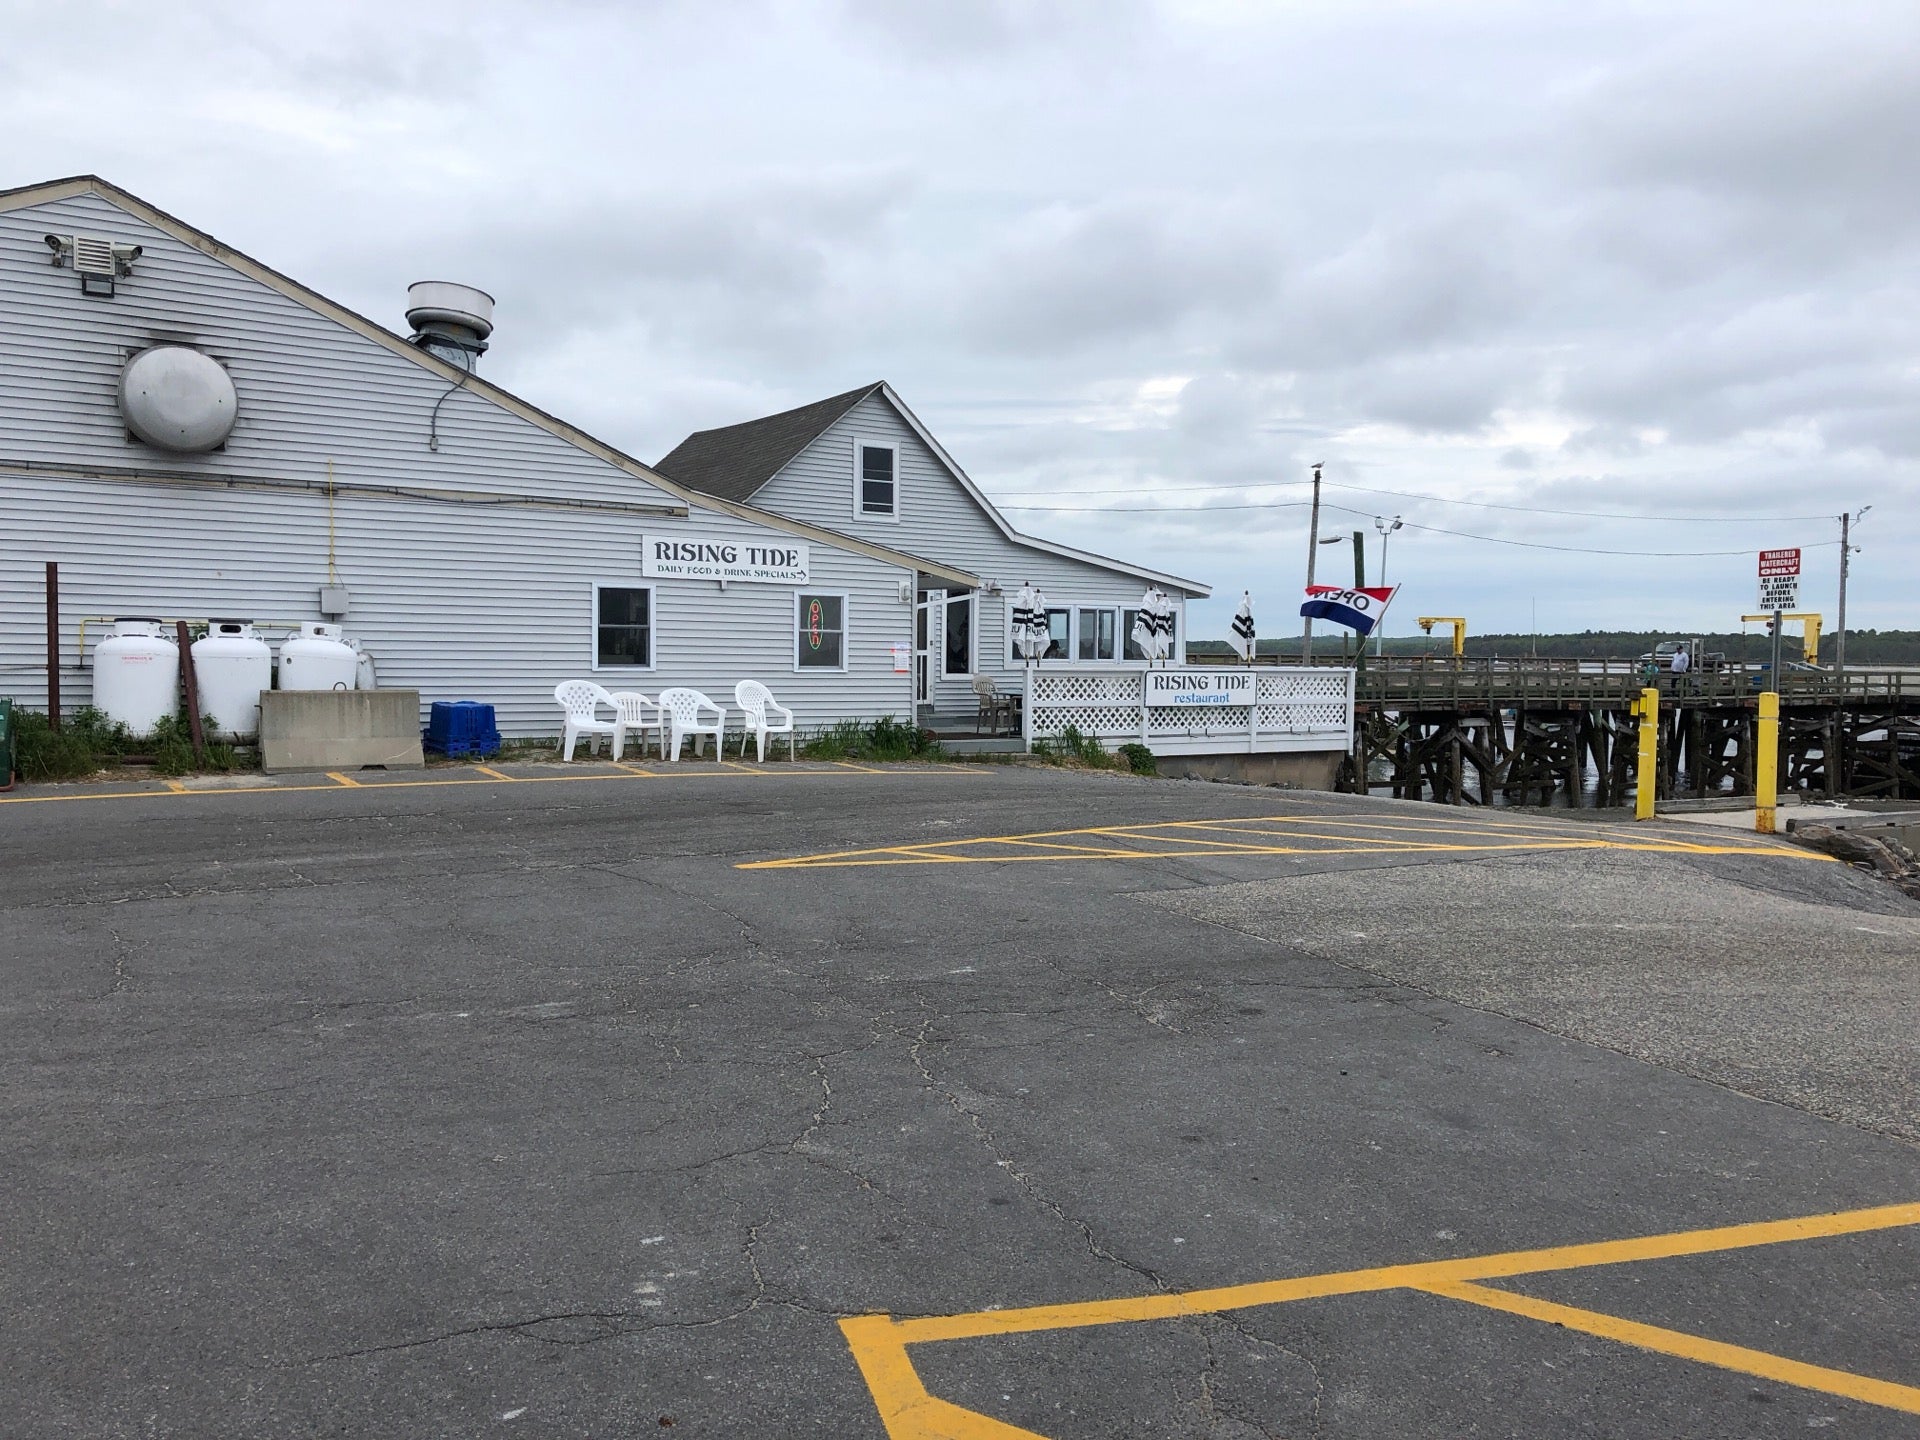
[1188,629,1920,663]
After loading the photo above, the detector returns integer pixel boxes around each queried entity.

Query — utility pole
[1300,462,1322,664]
[1835,505,1870,676]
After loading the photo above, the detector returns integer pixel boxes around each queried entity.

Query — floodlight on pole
[1372,515,1402,656]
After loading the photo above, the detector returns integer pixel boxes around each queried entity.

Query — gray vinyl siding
[749,392,1189,714]
[0,193,676,509]
[0,190,920,739]
[1,474,914,737]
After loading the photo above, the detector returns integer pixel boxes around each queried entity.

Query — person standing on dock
[1670,644,1691,690]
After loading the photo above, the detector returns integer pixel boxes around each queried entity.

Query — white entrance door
[913,594,935,706]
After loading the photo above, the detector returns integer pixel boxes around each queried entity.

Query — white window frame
[590,581,656,673]
[1074,606,1121,663]
[1122,603,1178,664]
[1007,604,1071,665]
[852,438,901,524]
[793,589,851,674]
[942,591,976,679]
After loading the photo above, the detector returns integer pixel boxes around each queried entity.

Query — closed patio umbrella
[1230,590,1256,663]
[1011,582,1049,662]
[1132,586,1175,665]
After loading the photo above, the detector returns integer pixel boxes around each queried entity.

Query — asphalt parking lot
[4,761,1918,1437]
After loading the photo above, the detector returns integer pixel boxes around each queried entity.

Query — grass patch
[801,716,943,762]
[1029,728,1159,776]
[13,705,247,781]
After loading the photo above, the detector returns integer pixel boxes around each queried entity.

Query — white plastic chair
[554,680,618,761]
[608,691,664,762]
[656,687,726,762]
[735,680,796,762]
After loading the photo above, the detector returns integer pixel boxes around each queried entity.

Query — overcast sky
[5,1,1914,642]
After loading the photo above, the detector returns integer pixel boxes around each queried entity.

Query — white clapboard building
[2,176,1206,741]
[656,383,1209,719]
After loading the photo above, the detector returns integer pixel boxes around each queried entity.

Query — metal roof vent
[119,345,238,452]
[405,280,494,370]
[44,232,142,297]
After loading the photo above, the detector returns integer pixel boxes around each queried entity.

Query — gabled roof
[0,176,980,590]
[654,383,881,502]
[658,381,1211,598]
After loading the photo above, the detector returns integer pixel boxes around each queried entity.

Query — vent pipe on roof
[405,281,494,370]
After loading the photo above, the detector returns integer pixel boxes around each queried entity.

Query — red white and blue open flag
[1299,584,1397,638]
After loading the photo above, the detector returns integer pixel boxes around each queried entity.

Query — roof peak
[653,382,889,503]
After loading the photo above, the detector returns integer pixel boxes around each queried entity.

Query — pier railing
[1190,654,1918,707]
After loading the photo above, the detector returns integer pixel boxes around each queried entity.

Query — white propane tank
[352,644,378,691]
[191,621,272,738]
[94,619,180,736]
[278,622,359,692]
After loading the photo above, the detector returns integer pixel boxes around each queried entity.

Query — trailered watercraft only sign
[642,536,810,583]
[1145,670,1254,706]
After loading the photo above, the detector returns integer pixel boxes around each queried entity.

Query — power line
[990,477,1830,524]
[996,497,1842,558]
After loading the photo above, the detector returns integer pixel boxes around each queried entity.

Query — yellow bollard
[1634,687,1659,821]
[1756,690,1779,834]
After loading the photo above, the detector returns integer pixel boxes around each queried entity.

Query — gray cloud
[3,0,1914,634]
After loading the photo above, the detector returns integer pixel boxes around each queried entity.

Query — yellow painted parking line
[842,1200,1920,1437]
[473,766,518,782]
[0,764,984,806]
[1420,1280,1920,1416]
[164,780,188,793]
[831,759,887,774]
[744,813,1832,870]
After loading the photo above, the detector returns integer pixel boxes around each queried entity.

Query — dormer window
[856,441,898,520]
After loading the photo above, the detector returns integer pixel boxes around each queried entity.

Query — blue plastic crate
[424,701,502,758]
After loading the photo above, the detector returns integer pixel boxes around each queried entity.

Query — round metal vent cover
[118,345,238,452]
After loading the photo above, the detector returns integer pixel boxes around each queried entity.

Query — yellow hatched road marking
[744,812,1826,870]
[842,1200,1920,1438]
[1420,1280,1920,1416]
[473,766,517,782]
[0,764,985,806]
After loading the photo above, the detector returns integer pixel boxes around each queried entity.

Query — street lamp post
[1373,515,1402,657]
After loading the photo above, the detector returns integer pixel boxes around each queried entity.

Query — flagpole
[1300,462,1322,664]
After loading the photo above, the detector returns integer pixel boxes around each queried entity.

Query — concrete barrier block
[260,689,425,773]
[1156,750,1344,790]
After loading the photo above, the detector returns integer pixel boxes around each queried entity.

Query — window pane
[1077,608,1098,661]
[1123,609,1144,661]
[797,593,845,669]
[860,447,895,514]
[1099,609,1116,659]
[598,626,650,667]
[599,587,648,625]
[800,631,844,669]
[1046,609,1069,660]
[597,588,650,667]
[944,596,971,675]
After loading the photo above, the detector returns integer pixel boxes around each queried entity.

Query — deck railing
[1188,654,1918,706]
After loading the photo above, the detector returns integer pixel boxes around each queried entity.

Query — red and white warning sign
[1758,548,1801,610]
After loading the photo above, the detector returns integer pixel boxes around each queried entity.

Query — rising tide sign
[642,536,810,583]
[1145,670,1255,706]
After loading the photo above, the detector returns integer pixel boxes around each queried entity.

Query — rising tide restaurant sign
[642,536,810,584]
[1144,670,1255,706]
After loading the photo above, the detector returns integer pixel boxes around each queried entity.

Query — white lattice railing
[1022,667,1354,756]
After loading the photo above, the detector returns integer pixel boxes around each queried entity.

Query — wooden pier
[1342,658,1920,807]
